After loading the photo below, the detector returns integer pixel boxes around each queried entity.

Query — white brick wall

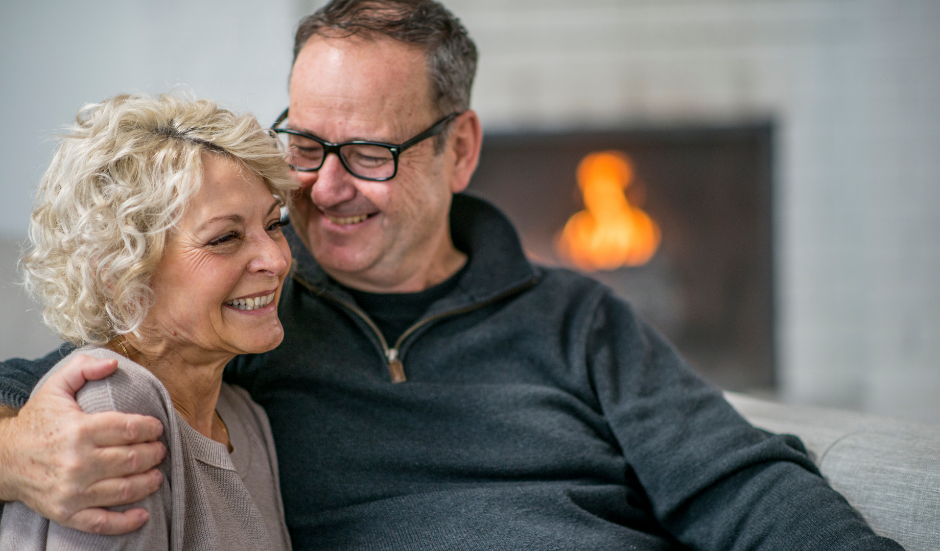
[0,240,62,361]
[451,0,940,422]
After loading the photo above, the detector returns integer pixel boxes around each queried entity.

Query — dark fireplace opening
[467,123,775,392]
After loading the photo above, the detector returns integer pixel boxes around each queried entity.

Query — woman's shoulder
[44,346,173,422]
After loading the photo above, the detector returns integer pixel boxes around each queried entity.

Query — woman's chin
[234,324,285,355]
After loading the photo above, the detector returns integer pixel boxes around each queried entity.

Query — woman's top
[0,346,292,551]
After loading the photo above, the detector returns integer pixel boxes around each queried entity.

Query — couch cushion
[725,392,940,550]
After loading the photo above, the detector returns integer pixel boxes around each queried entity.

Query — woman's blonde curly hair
[21,92,298,346]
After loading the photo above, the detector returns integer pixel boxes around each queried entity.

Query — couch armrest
[725,391,940,550]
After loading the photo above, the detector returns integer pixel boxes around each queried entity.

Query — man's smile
[323,213,374,225]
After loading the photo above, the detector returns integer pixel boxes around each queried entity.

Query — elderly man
[0,1,902,549]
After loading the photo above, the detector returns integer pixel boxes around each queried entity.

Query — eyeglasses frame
[271,108,461,182]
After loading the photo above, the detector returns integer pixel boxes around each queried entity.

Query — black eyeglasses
[271,108,460,182]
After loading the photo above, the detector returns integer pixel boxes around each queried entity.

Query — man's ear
[445,110,483,194]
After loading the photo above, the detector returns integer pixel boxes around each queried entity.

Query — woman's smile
[225,290,278,312]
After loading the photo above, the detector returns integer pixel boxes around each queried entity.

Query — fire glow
[555,151,660,271]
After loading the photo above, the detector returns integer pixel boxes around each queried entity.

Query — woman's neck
[108,337,232,448]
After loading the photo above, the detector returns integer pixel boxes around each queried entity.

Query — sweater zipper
[301,276,539,383]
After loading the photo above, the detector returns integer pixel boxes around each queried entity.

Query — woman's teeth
[226,292,275,311]
[326,213,369,225]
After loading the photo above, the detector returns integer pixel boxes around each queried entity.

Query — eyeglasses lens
[277,133,323,169]
[340,144,395,180]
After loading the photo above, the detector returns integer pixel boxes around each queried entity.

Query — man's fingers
[90,442,166,481]
[86,411,164,446]
[79,468,164,510]
[39,354,118,399]
[63,507,150,536]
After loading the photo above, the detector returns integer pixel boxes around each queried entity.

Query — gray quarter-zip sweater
[225,194,899,550]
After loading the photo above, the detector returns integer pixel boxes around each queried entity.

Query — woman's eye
[208,231,240,246]
[267,215,290,233]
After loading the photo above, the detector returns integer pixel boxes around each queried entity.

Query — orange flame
[555,151,660,271]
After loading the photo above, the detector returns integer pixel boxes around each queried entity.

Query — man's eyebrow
[287,124,329,140]
[287,125,393,145]
[195,200,280,232]
[286,124,316,135]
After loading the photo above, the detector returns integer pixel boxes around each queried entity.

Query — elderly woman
[0,93,297,550]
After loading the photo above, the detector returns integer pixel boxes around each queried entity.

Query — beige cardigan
[0,346,291,551]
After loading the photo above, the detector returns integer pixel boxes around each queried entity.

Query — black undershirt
[340,261,468,347]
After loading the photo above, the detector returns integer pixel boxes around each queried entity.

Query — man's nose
[308,153,358,207]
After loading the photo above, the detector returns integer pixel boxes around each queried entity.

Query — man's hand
[0,354,166,534]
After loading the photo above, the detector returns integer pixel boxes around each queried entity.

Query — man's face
[288,35,464,292]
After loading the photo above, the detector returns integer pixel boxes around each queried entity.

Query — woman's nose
[248,233,289,275]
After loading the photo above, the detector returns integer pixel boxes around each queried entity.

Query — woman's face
[142,154,291,361]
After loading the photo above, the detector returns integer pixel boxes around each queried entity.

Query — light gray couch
[725,392,940,550]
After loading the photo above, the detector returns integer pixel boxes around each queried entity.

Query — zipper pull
[386,348,406,383]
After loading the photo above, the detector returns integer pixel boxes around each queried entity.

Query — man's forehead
[289,35,437,136]
[292,35,428,91]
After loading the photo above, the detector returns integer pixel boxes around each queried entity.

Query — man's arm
[586,291,902,550]
[0,344,73,409]
[0,353,166,535]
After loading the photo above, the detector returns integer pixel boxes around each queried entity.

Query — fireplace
[467,123,775,391]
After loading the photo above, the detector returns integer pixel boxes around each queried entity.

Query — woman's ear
[445,110,483,194]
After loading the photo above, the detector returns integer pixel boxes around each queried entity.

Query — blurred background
[1,0,938,422]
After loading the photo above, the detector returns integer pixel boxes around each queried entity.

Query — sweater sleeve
[585,290,902,550]
[48,364,173,550]
[0,343,75,408]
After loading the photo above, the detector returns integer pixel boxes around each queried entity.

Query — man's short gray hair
[293,0,478,117]
[22,92,298,346]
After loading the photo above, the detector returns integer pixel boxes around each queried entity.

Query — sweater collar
[286,193,539,310]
